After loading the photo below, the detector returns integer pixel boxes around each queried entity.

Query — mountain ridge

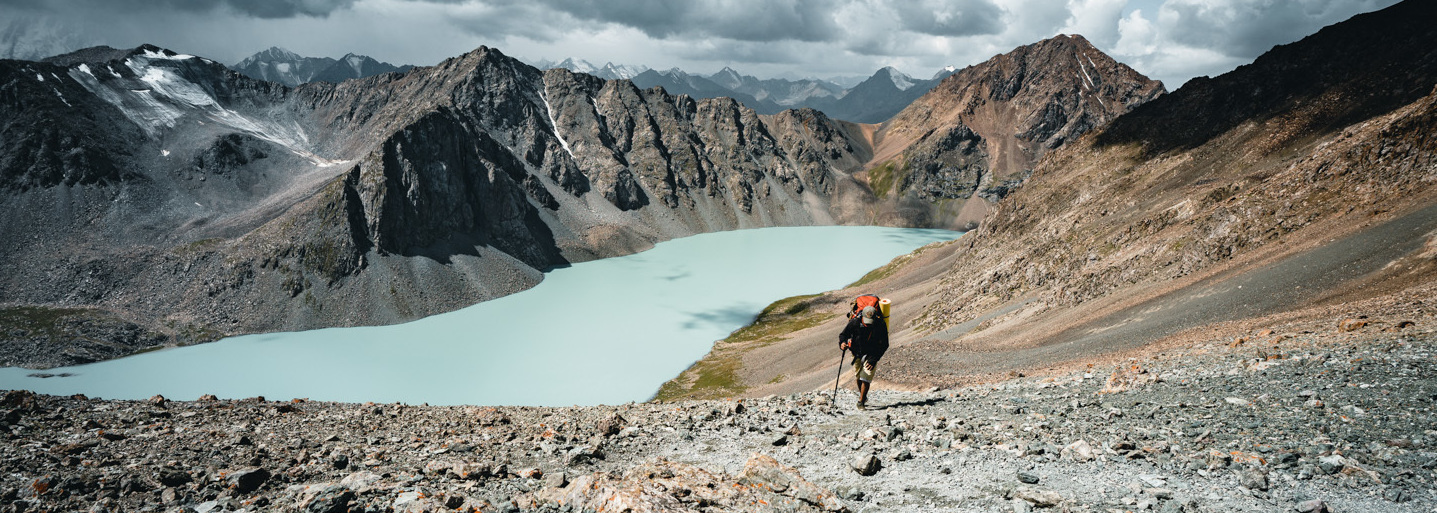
[231,46,413,87]
[0,36,1162,367]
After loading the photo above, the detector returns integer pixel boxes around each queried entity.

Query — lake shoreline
[0,227,962,407]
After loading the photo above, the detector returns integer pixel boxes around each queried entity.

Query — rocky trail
[2,312,1433,513]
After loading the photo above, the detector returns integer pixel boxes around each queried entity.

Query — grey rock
[851,454,882,476]
[300,484,355,513]
[1295,499,1329,513]
[1239,469,1269,491]
[1384,487,1412,503]
[595,412,626,437]
[1316,455,1345,475]
[1012,485,1063,507]
[543,471,567,489]
[226,467,270,494]
[1017,471,1040,484]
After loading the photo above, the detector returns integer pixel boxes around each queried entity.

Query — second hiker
[839,304,888,410]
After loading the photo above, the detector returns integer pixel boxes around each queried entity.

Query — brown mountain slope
[861,34,1164,228]
[678,0,1437,398]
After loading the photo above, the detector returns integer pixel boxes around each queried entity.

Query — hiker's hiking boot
[856,401,866,411]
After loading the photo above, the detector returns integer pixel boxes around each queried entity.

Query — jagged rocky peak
[236,46,302,66]
[232,47,411,86]
[711,66,744,88]
[864,33,1163,223]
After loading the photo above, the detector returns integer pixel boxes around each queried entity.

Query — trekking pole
[832,346,845,403]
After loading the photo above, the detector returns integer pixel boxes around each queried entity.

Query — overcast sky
[0,0,1403,89]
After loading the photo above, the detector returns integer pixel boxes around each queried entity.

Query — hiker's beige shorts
[853,358,877,383]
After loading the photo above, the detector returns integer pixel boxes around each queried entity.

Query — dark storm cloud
[1160,0,1399,59]
[535,0,844,43]
[669,39,811,65]
[891,0,1003,37]
[442,1,571,42]
[0,0,359,18]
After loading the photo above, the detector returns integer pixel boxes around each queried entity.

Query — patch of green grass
[726,294,825,344]
[172,237,224,255]
[653,356,744,402]
[652,293,831,402]
[867,160,909,198]
[768,374,786,384]
[848,240,948,288]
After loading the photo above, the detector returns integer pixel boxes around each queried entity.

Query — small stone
[157,469,191,487]
[1012,498,1033,513]
[450,462,494,480]
[148,394,168,405]
[1295,499,1329,513]
[1337,319,1367,332]
[1061,440,1095,462]
[197,394,218,402]
[772,434,789,446]
[595,413,626,437]
[1317,455,1345,475]
[835,485,864,500]
[300,484,355,513]
[1224,397,1250,406]
[1239,470,1269,491]
[543,471,568,489]
[226,467,270,494]
[1012,486,1063,507]
[852,454,882,476]
[1017,471,1040,484]
[339,471,382,493]
[1145,488,1173,500]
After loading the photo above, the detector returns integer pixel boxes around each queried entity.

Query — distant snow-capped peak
[553,58,599,74]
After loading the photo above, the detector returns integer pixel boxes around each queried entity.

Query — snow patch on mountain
[537,90,574,159]
[883,67,915,90]
[345,54,365,75]
[69,53,336,166]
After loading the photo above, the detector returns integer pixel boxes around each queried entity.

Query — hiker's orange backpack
[848,294,882,320]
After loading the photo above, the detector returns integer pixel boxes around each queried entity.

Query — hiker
[839,305,888,409]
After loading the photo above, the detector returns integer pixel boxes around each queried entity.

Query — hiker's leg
[858,381,869,402]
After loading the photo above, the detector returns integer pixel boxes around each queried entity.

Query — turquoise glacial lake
[0,226,961,406]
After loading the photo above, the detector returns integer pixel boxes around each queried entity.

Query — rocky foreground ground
[2,315,1434,513]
